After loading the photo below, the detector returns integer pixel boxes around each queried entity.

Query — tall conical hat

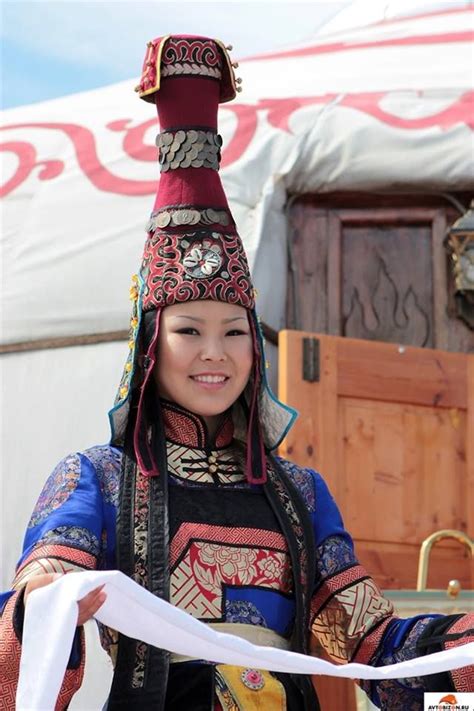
[108,35,296,482]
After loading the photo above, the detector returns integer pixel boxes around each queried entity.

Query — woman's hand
[24,573,107,626]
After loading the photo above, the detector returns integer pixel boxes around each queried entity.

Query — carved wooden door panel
[287,201,474,353]
[278,330,473,711]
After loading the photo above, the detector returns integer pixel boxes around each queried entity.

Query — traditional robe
[1,401,472,710]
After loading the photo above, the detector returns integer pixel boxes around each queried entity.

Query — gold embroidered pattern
[311,576,393,663]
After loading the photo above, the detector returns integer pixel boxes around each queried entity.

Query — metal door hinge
[302,337,320,382]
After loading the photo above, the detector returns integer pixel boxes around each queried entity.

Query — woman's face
[154,300,253,426]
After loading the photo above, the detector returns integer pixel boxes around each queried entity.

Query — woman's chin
[179,392,235,418]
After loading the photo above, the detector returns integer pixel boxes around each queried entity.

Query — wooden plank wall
[279,331,473,710]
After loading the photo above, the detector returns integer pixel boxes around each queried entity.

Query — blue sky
[1,1,350,109]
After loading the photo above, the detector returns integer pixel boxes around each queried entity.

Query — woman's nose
[200,338,227,361]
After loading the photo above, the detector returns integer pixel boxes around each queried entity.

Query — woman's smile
[190,372,230,389]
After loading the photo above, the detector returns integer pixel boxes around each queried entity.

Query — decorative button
[209,464,218,473]
[241,669,265,690]
[208,454,217,463]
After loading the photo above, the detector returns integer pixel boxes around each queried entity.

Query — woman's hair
[142,309,158,351]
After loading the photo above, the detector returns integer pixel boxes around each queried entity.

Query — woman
[1,34,472,711]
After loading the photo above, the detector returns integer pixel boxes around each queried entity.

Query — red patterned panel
[171,523,287,567]
[162,402,208,448]
[170,523,292,620]
[446,613,474,692]
[171,540,291,619]
[0,593,20,710]
[55,630,86,710]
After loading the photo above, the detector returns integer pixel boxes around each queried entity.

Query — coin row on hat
[156,130,222,170]
[157,129,223,148]
[147,207,231,230]
[159,142,220,161]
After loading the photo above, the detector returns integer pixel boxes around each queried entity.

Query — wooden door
[278,331,473,710]
[287,195,474,354]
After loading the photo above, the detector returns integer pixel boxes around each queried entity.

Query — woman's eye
[176,327,200,336]
[226,329,249,337]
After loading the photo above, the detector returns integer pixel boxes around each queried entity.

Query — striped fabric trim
[352,617,393,664]
[311,564,368,620]
[13,545,96,589]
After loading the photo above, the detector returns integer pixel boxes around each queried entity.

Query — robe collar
[160,399,234,450]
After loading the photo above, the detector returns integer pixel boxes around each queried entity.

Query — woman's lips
[190,374,229,390]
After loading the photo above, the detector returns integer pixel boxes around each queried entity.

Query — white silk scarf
[17,571,474,710]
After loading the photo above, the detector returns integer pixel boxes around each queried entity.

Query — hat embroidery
[161,38,222,80]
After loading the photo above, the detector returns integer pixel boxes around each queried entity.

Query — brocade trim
[162,400,234,449]
[14,544,96,589]
[358,618,434,711]
[275,459,316,512]
[157,129,222,172]
[311,565,394,664]
[34,526,99,557]
[352,617,392,665]
[131,472,150,688]
[83,446,121,506]
[366,681,424,711]
[268,467,308,596]
[225,600,268,627]
[446,613,474,692]
[0,592,86,710]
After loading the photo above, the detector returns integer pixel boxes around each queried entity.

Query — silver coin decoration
[146,207,231,232]
[156,129,223,172]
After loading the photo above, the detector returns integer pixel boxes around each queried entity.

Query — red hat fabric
[137,35,254,311]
